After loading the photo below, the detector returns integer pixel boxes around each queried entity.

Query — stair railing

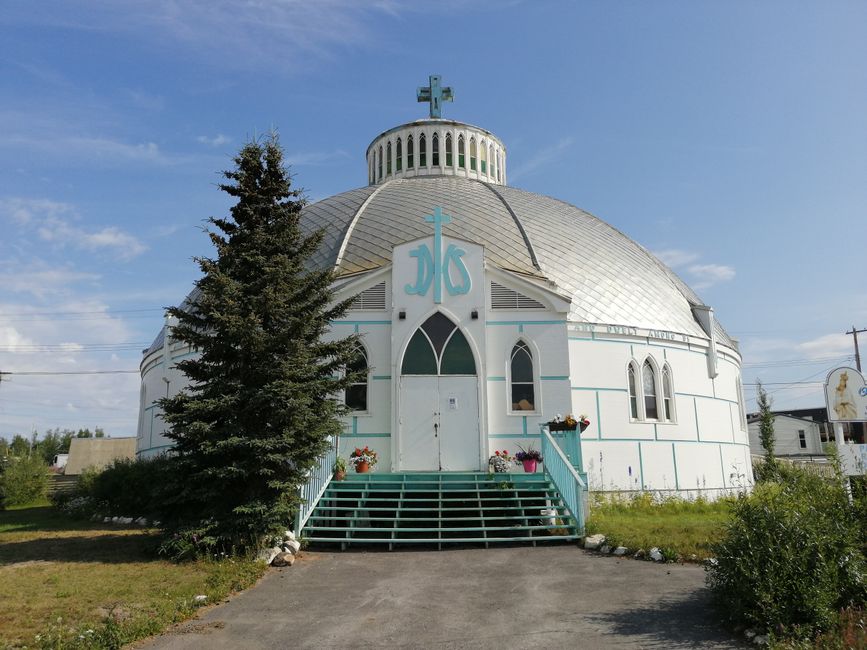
[294,435,337,537]
[540,426,587,534]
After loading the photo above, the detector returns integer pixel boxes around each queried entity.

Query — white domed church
[138,76,752,497]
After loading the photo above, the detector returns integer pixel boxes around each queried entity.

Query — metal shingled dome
[146,176,733,356]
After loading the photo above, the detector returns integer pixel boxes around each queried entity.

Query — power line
[0,307,165,317]
[0,370,139,376]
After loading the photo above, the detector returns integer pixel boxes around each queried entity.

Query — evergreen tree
[158,135,358,557]
[756,380,776,458]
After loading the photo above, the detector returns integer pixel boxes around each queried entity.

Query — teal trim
[522,416,528,435]
[352,417,358,435]
[672,444,680,490]
[487,320,566,326]
[487,376,507,381]
[675,391,738,405]
[490,433,540,439]
[341,432,391,438]
[569,335,741,366]
[572,386,627,392]
[595,392,602,440]
[540,375,569,381]
[718,445,726,488]
[332,320,391,326]
[582,437,749,447]
[638,442,645,488]
[372,375,391,380]
[354,324,359,334]
[694,398,701,441]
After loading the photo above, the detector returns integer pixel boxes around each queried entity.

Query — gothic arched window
[445,133,453,167]
[480,140,487,174]
[510,342,535,411]
[386,141,392,175]
[470,137,477,171]
[407,135,414,169]
[378,146,383,180]
[419,133,427,167]
[396,137,402,172]
[431,132,439,166]
[662,364,675,422]
[345,344,369,412]
[458,135,465,168]
[627,362,639,420]
[643,360,659,420]
[401,312,475,375]
[489,144,495,177]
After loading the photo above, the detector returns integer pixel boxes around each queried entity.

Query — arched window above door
[401,312,476,375]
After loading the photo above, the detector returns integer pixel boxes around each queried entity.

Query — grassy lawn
[585,493,732,560]
[0,505,266,649]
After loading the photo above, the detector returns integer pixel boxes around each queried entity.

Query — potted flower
[348,446,378,473]
[333,457,347,481]
[547,414,590,432]
[515,445,543,473]
[488,449,515,473]
[577,414,591,432]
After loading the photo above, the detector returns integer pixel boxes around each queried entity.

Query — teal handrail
[540,426,586,534]
[294,436,337,537]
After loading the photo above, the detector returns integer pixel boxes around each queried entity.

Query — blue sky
[1,1,865,438]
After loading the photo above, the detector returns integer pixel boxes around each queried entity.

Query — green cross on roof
[416,74,453,119]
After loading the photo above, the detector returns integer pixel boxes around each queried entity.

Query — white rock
[600,544,611,554]
[283,539,301,555]
[193,595,207,603]
[649,547,664,562]
[613,546,628,556]
[256,546,282,565]
[111,516,120,523]
[584,534,606,550]
[744,629,756,639]
[753,635,768,646]
[118,517,134,525]
[272,552,295,567]
[283,530,296,542]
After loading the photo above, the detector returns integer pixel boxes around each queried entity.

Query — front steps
[303,472,580,549]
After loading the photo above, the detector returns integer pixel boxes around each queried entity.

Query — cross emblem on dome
[417,74,453,119]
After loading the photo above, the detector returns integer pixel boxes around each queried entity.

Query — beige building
[64,437,137,475]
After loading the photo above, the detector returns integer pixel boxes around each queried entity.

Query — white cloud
[653,249,700,268]
[687,263,736,290]
[197,134,230,147]
[0,264,100,298]
[0,197,147,260]
[508,137,574,183]
[796,333,854,360]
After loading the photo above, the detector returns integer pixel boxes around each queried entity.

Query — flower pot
[548,422,577,432]
[333,470,346,481]
[522,459,537,473]
[355,460,370,474]
[579,421,589,432]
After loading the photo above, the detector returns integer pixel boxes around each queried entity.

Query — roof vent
[349,282,387,310]
[490,282,545,310]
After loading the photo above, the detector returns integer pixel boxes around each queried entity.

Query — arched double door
[399,312,481,471]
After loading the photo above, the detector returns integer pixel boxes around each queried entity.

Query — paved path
[141,546,741,649]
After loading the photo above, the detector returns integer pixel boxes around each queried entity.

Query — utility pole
[845,326,866,372]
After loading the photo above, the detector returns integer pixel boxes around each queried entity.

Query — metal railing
[294,435,337,537]
[540,427,587,534]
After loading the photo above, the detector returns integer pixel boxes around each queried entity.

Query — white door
[399,376,481,471]
[438,376,480,471]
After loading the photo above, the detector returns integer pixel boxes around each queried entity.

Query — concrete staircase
[303,472,580,550]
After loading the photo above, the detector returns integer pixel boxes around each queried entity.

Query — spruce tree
[158,135,358,557]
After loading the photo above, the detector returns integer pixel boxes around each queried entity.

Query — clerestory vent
[349,282,387,310]
[490,282,545,310]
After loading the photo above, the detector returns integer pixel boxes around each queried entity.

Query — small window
[497,152,502,181]
[480,140,487,174]
[798,430,807,449]
[401,312,476,376]
[402,330,437,375]
[470,137,477,171]
[627,363,639,419]
[369,155,374,184]
[432,132,439,166]
[345,345,369,412]
[440,330,475,375]
[643,360,658,420]
[458,135,465,168]
[419,133,427,167]
[396,138,402,172]
[407,135,414,169]
[662,365,674,422]
[510,342,535,411]
[378,146,383,180]
[386,141,392,175]
[445,133,453,167]
[489,145,494,177]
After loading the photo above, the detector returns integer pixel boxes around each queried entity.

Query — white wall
[748,415,823,456]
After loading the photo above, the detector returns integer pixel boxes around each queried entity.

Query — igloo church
[137,76,751,499]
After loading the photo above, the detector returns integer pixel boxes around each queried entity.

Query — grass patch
[0,505,266,649]
[585,492,732,560]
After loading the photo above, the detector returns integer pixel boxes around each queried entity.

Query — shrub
[707,464,867,639]
[0,454,50,508]
[73,456,175,519]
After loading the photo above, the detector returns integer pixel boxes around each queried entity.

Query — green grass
[0,505,266,649]
[585,492,732,560]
